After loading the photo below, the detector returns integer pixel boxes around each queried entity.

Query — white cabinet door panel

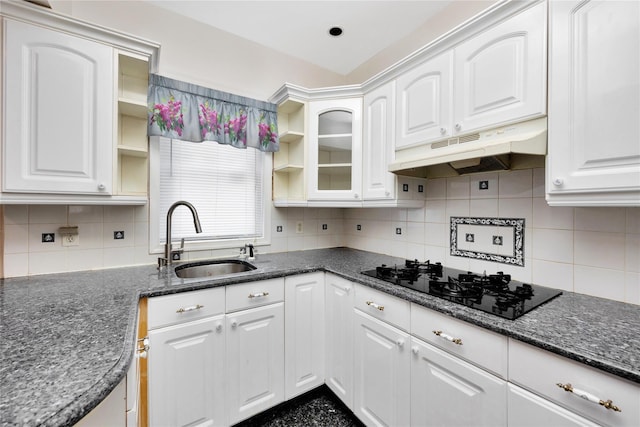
[4,19,113,195]
[354,310,410,427]
[227,302,284,425]
[395,51,453,149]
[411,337,507,427]
[547,0,640,205]
[148,315,225,427]
[284,272,325,399]
[453,2,546,134]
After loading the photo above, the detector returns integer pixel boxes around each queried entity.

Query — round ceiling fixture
[328,26,343,37]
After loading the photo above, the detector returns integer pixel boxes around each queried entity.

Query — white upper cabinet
[395,51,453,150]
[308,98,363,202]
[394,1,546,152]
[362,81,397,200]
[546,0,640,206]
[453,1,547,135]
[1,2,158,204]
[3,19,114,196]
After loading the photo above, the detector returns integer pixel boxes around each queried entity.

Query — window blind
[158,139,264,243]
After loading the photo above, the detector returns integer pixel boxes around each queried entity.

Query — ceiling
[144,1,453,75]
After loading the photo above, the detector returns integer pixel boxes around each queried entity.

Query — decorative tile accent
[450,216,525,266]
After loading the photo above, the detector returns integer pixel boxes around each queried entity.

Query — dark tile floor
[235,387,364,427]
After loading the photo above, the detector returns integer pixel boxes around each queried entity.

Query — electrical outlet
[61,234,79,247]
[295,221,303,234]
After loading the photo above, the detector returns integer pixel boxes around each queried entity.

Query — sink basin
[174,259,256,279]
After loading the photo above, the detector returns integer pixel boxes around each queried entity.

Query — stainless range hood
[389,117,547,178]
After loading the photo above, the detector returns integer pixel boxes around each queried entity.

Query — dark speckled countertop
[1,248,639,426]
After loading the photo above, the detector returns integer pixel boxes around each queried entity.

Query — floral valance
[148,74,279,152]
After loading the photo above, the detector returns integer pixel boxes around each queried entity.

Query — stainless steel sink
[174,259,256,279]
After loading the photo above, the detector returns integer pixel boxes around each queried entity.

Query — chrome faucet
[158,201,202,270]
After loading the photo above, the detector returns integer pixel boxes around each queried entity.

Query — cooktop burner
[362,260,562,320]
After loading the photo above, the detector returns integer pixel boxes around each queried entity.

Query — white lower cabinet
[148,315,226,427]
[226,302,285,425]
[507,384,599,427]
[410,337,507,426]
[284,272,325,399]
[353,309,410,427]
[325,274,355,409]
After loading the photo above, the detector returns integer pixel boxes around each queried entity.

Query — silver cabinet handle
[176,304,204,313]
[440,127,446,135]
[248,292,269,298]
[454,123,462,131]
[366,301,384,311]
[556,383,622,412]
[553,178,564,186]
[433,330,463,345]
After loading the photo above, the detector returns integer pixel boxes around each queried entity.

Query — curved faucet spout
[160,201,203,269]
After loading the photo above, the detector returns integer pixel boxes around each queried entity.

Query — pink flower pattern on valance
[148,74,279,152]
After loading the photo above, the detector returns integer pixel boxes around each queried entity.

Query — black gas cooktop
[361,259,562,320]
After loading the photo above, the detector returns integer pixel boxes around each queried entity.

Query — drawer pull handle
[556,383,622,412]
[432,330,463,345]
[176,304,204,313]
[366,301,384,311]
[248,292,269,298]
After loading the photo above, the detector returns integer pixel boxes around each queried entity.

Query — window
[149,137,272,253]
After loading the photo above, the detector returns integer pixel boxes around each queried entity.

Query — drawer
[354,284,410,331]
[410,303,507,378]
[226,278,284,312]
[509,339,640,427]
[148,287,225,330]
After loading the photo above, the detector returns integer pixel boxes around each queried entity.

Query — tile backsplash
[344,168,640,306]
[2,168,639,306]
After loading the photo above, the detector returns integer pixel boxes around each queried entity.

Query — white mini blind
[159,139,264,243]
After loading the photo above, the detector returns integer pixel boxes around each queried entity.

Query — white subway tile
[498,198,532,223]
[532,197,574,230]
[469,172,499,199]
[574,266,625,302]
[407,206,426,223]
[68,206,104,223]
[447,176,470,200]
[29,205,67,224]
[4,253,28,277]
[426,178,447,200]
[73,223,103,250]
[446,199,470,218]
[470,198,499,217]
[532,228,573,264]
[626,208,640,233]
[625,272,640,305]
[574,231,625,270]
[4,224,29,254]
[68,249,104,272]
[626,233,640,273]
[104,206,135,223]
[531,259,573,292]
[29,251,67,275]
[424,245,447,263]
[425,222,448,247]
[575,207,626,233]
[103,247,136,268]
[134,205,149,222]
[499,169,532,198]
[406,222,425,244]
[4,205,28,225]
[532,168,545,198]
[28,224,65,253]
[425,200,447,223]
[103,223,135,248]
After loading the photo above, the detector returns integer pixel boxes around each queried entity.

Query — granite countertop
[1,248,639,426]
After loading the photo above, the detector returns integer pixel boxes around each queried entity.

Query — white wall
[343,168,640,306]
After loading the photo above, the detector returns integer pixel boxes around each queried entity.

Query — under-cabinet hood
[389,117,547,178]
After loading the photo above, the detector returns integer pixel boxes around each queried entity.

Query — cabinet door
[148,315,225,427]
[363,82,396,200]
[508,384,600,427]
[353,310,410,427]
[325,274,355,409]
[284,272,325,399]
[395,51,453,150]
[3,19,113,195]
[227,302,284,425]
[308,98,362,201]
[410,337,507,427]
[546,0,640,206]
[453,1,546,135]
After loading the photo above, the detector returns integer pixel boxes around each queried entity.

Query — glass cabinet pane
[318,110,352,191]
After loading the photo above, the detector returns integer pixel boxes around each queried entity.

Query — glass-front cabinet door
[308,98,362,201]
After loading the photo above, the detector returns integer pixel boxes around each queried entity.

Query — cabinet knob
[454,123,462,131]
[411,346,419,355]
[396,338,405,348]
[230,320,238,329]
[98,183,106,191]
[440,127,447,135]
[354,193,359,199]
[216,322,223,333]
[385,191,390,197]
[553,178,564,186]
